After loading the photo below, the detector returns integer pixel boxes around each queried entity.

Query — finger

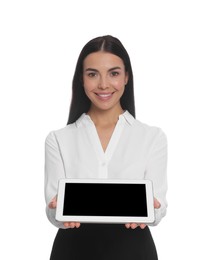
[154,198,161,209]
[130,223,138,229]
[69,222,76,228]
[48,201,56,209]
[63,222,74,228]
[63,222,81,228]
[125,223,131,229]
[75,222,81,228]
[48,202,53,209]
[48,196,57,209]
[63,222,70,227]
[139,224,147,229]
[125,223,138,229]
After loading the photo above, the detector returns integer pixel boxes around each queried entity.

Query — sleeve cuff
[46,206,68,229]
[149,206,167,226]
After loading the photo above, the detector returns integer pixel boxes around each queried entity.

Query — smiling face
[83,51,128,113]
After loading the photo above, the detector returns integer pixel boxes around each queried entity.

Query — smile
[95,92,114,100]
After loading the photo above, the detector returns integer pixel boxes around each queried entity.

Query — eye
[110,71,119,77]
[87,72,97,77]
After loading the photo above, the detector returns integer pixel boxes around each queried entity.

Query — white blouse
[44,111,168,228]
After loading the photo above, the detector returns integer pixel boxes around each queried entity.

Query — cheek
[113,79,126,91]
[83,78,96,92]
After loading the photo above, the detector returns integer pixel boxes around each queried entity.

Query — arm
[125,128,168,229]
[145,128,168,226]
[44,131,66,229]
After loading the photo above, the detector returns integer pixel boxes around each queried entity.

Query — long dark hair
[67,35,135,124]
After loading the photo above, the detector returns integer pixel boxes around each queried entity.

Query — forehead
[83,51,124,69]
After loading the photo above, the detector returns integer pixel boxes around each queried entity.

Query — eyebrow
[85,66,122,72]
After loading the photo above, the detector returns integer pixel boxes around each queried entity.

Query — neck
[87,106,124,126]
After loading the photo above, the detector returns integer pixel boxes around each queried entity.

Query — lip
[94,92,114,101]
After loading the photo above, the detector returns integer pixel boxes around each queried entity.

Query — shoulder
[125,112,167,143]
[46,124,74,139]
[44,124,75,148]
[135,118,165,135]
[45,114,86,143]
[138,118,166,139]
[132,119,168,155]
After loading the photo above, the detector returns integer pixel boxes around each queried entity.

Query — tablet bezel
[55,178,155,224]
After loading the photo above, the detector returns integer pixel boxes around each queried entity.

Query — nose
[98,75,108,89]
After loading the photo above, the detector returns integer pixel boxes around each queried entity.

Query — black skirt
[50,224,158,260]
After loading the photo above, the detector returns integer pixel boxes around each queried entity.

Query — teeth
[97,94,112,97]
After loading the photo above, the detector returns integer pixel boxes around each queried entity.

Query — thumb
[48,196,57,209]
[154,198,161,209]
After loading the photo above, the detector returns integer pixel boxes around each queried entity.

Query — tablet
[55,178,155,224]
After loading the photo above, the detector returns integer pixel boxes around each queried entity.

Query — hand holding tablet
[55,178,155,224]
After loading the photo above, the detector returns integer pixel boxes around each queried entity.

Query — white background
[0,0,205,259]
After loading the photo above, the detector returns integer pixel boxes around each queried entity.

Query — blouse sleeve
[44,131,67,229]
[145,128,168,226]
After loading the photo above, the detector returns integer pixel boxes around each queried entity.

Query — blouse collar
[75,110,135,128]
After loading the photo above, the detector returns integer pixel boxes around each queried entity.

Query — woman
[45,35,168,259]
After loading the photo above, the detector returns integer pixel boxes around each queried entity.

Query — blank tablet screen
[63,182,148,217]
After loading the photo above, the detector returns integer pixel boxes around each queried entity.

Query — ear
[125,72,129,85]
